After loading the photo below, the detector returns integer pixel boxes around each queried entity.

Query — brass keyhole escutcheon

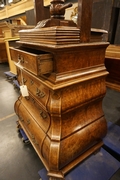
[30,79,34,85]
[40,109,47,119]
[36,88,45,98]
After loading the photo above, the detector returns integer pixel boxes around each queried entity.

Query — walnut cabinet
[10,39,109,179]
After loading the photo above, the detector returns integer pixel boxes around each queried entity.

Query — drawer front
[20,94,50,133]
[59,117,106,169]
[18,102,46,150]
[17,68,50,109]
[10,47,53,75]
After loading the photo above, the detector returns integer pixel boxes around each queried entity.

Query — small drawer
[10,47,53,76]
[17,67,50,108]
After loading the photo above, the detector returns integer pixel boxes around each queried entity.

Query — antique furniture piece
[10,0,109,179]
[105,45,120,92]
[0,21,22,74]
[0,28,8,63]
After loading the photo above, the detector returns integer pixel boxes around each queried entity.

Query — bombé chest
[10,39,108,179]
[10,0,109,179]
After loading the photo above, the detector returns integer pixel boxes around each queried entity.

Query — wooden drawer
[17,102,46,151]
[17,67,50,108]
[10,47,53,75]
[18,94,50,133]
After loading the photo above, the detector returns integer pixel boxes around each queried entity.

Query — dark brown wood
[114,0,120,8]
[26,9,36,25]
[77,0,93,42]
[34,0,50,24]
[50,0,72,19]
[33,0,76,28]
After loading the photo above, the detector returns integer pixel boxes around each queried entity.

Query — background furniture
[0,40,8,63]
[105,45,120,92]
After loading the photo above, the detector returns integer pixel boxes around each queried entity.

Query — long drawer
[17,67,50,109]
[16,101,46,152]
[10,47,53,76]
[18,94,50,133]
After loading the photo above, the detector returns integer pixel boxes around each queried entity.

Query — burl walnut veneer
[10,0,109,179]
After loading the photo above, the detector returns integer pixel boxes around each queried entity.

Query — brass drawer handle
[40,109,47,119]
[40,91,45,98]
[18,54,24,63]
[30,134,39,145]
[30,79,34,85]
[36,88,45,98]
[25,96,29,100]
[31,98,35,104]
[23,78,27,83]
[26,119,30,125]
